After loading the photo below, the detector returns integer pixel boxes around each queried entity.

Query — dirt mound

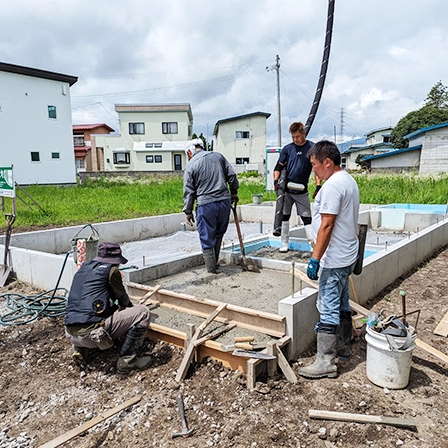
[1,248,448,447]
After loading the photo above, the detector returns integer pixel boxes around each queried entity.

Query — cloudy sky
[1,0,447,146]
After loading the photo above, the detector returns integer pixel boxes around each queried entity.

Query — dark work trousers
[196,199,231,250]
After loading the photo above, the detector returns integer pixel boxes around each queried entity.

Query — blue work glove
[307,257,320,280]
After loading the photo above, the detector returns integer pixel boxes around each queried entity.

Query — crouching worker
[65,242,152,373]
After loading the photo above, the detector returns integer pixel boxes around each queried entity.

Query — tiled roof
[73,123,114,132]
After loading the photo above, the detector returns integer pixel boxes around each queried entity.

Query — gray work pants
[66,305,151,349]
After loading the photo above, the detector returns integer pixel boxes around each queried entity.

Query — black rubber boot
[298,327,338,379]
[203,248,217,274]
[214,238,223,270]
[117,326,151,373]
[338,311,353,361]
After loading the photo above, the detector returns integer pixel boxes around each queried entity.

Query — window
[48,105,57,119]
[146,155,154,163]
[129,123,145,134]
[76,159,86,170]
[155,155,162,163]
[31,151,40,162]
[113,152,130,164]
[162,122,178,134]
[51,152,60,160]
[383,136,390,143]
[145,143,162,148]
[341,157,347,170]
[236,157,249,165]
[74,135,85,146]
[235,131,250,139]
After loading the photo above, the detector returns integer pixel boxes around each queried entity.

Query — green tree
[355,153,368,169]
[191,133,211,151]
[391,81,448,149]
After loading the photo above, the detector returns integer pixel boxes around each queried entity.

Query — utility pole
[339,107,345,143]
[267,55,282,147]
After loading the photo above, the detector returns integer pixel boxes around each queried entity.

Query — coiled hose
[0,250,71,326]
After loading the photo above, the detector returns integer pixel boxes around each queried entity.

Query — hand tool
[232,349,276,360]
[0,213,15,286]
[309,409,417,430]
[234,336,254,343]
[230,204,260,273]
[221,342,268,352]
[172,393,195,439]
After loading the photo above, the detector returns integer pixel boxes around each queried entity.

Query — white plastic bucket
[365,325,417,389]
[252,194,262,204]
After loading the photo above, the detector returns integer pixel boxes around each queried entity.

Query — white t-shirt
[311,170,360,268]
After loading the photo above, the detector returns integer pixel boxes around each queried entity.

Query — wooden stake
[175,304,226,382]
[139,284,161,305]
[38,396,141,448]
[349,275,359,304]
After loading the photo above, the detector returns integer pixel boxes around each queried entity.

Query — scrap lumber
[434,309,448,337]
[38,396,141,448]
[193,323,237,346]
[175,303,226,382]
[415,339,448,365]
[309,409,417,430]
[139,284,161,305]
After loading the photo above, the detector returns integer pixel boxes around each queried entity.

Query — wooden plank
[415,339,448,365]
[247,360,257,390]
[349,275,359,304]
[434,309,448,337]
[267,341,277,377]
[175,304,226,382]
[291,269,319,289]
[275,344,297,383]
[139,284,161,305]
[309,409,417,430]
[38,396,141,448]
[193,323,236,346]
[125,281,285,338]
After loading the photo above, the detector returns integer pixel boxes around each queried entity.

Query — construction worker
[299,140,359,379]
[65,242,152,373]
[183,138,239,274]
[273,122,319,252]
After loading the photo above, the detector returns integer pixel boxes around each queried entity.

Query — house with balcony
[0,62,77,185]
[94,104,193,172]
[213,112,271,173]
[73,123,115,173]
[340,126,393,170]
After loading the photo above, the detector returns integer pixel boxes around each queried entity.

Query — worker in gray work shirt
[183,138,239,274]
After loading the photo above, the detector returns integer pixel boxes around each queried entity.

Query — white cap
[184,142,195,156]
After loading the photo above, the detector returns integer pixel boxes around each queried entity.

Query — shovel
[231,204,260,273]
[0,214,15,286]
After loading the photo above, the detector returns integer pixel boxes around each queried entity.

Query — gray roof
[363,145,422,161]
[213,112,271,135]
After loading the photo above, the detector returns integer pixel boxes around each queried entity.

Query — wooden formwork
[124,281,297,385]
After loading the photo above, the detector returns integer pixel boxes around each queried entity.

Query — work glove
[307,257,320,280]
[313,185,322,199]
[274,179,279,192]
[185,213,195,226]
[231,193,239,204]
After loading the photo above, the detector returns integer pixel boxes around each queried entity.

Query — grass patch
[3,172,448,232]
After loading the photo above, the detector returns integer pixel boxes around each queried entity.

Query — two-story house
[213,112,271,173]
[94,104,193,172]
[0,62,77,185]
[73,123,115,173]
[340,126,394,170]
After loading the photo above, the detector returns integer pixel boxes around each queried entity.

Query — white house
[213,112,271,173]
[364,122,448,174]
[340,126,393,170]
[0,62,78,185]
[94,104,193,172]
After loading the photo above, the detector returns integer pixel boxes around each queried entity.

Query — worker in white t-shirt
[298,140,360,379]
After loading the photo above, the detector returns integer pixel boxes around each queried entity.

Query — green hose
[0,288,68,326]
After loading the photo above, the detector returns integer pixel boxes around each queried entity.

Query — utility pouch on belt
[90,327,114,350]
[287,182,305,192]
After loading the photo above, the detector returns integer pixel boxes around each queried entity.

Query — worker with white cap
[183,138,239,273]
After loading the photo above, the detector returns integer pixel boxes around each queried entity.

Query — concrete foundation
[1,202,447,362]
